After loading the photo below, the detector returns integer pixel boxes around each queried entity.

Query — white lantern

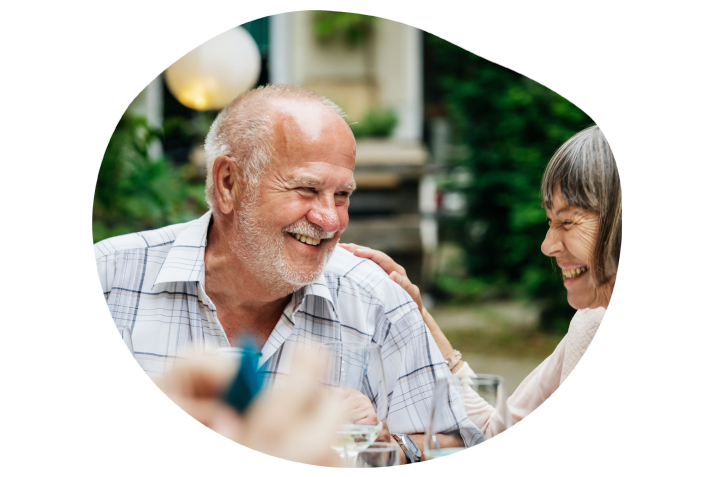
[165,26,261,111]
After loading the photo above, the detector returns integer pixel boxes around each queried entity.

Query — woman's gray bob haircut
[541,125,621,286]
[203,84,347,208]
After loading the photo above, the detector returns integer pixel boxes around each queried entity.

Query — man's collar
[296,271,335,311]
[153,211,212,288]
[152,211,336,310]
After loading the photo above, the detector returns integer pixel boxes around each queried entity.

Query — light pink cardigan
[455,307,605,438]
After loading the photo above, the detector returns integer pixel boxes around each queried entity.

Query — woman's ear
[212,156,240,215]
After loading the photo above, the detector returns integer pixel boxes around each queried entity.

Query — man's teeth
[290,232,321,246]
[562,267,588,280]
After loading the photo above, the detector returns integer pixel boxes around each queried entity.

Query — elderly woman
[340,125,621,438]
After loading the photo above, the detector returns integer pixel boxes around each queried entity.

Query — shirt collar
[152,211,336,310]
[153,211,212,288]
[294,270,336,311]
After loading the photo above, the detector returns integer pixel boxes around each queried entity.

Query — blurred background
[93,11,593,393]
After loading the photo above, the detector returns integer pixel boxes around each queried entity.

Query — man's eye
[300,187,318,193]
[336,191,350,198]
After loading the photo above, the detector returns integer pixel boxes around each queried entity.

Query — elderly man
[95,85,483,461]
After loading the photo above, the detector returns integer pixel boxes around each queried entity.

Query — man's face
[232,101,356,288]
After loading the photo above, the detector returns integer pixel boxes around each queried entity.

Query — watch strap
[392,433,421,463]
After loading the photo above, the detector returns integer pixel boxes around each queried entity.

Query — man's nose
[306,197,340,235]
[541,228,563,257]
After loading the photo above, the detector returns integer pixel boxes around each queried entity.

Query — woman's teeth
[290,232,321,246]
[562,267,588,280]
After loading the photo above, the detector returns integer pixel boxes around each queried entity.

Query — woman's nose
[541,228,563,257]
[306,200,340,235]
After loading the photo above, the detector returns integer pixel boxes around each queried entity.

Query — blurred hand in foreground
[329,387,378,425]
[158,349,347,467]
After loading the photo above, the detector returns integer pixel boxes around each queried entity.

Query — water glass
[424,376,467,460]
[320,342,388,465]
[466,374,511,435]
[355,442,401,467]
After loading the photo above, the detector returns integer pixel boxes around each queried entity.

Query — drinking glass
[425,374,511,461]
[424,376,467,460]
[355,442,401,467]
[465,374,511,436]
[320,342,388,465]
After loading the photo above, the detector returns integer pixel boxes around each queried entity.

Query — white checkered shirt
[95,212,484,445]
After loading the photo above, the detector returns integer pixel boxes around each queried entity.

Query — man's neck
[203,217,297,347]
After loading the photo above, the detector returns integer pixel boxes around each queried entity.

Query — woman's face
[541,186,610,310]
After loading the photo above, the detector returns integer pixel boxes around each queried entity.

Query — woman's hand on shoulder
[339,243,424,313]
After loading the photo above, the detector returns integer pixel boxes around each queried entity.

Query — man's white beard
[229,196,336,290]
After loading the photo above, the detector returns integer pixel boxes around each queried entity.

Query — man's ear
[212,156,240,215]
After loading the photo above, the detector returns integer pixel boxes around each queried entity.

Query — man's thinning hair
[204,84,347,208]
[541,125,621,286]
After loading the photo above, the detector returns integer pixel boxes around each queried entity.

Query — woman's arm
[339,243,571,439]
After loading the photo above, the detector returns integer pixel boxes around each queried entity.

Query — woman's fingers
[339,243,407,276]
[338,243,358,253]
[390,271,424,311]
[341,243,426,314]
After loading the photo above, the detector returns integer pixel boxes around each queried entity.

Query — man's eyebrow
[288,176,357,191]
[288,176,322,187]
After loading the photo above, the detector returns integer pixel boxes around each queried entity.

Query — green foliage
[313,11,377,47]
[350,107,399,138]
[425,33,594,331]
[92,114,207,243]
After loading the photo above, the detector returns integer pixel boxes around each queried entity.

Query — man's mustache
[283,219,335,240]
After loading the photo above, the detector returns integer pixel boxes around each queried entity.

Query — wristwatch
[391,433,422,463]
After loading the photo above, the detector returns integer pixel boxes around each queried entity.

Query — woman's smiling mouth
[562,266,589,281]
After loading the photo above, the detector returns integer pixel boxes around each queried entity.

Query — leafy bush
[313,11,377,47]
[92,114,207,243]
[350,107,399,138]
[425,33,594,332]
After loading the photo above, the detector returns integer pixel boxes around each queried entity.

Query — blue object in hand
[223,336,264,414]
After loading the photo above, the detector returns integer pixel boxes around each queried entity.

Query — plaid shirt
[95,212,483,445]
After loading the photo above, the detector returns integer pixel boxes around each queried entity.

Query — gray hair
[541,125,621,286]
[204,84,347,208]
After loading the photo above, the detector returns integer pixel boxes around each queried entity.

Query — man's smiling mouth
[289,232,322,246]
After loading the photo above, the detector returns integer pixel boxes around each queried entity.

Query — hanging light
[165,26,261,111]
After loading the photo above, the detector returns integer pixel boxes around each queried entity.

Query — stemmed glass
[320,342,388,466]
